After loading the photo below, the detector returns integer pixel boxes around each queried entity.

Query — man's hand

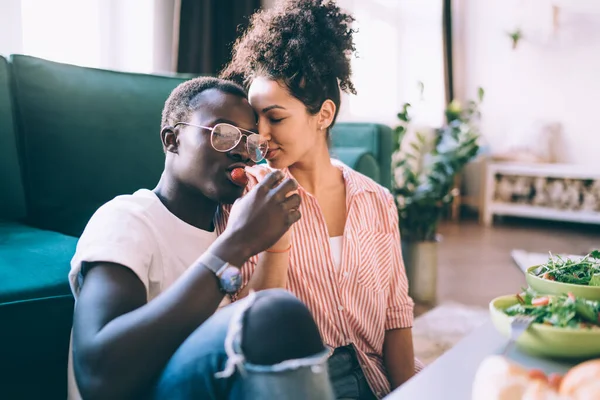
[217,170,301,265]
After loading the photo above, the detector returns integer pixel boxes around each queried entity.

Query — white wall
[457,0,600,168]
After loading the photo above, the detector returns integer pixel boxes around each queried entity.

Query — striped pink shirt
[216,161,416,398]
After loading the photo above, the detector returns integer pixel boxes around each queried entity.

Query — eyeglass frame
[173,121,269,162]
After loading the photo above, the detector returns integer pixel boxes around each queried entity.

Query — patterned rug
[412,302,489,366]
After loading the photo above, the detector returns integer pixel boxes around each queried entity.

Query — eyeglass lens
[211,124,268,162]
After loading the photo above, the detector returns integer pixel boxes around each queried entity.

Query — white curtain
[1,0,177,74]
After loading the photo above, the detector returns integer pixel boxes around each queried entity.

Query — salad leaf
[590,273,600,287]
[504,290,600,329]
[531,250,600,286]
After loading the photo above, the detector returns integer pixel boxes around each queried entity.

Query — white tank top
[329,236,343,271]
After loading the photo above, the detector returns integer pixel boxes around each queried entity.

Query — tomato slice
[532,297,550,306]
[547,373,562,390]
[528,369,547,381]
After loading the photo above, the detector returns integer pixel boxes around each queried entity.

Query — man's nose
[228,136,254,165]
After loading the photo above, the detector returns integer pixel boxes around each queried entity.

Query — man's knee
[253,288,301,307]
[242,289,324,365]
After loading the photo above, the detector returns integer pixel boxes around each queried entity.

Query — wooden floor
[415,216,600,316]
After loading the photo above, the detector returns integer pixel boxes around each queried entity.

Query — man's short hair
[161,77,247,128]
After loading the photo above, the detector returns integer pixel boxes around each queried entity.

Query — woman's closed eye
[269,117,285,124]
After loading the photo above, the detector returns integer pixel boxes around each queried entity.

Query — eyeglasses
[174,122,269,162]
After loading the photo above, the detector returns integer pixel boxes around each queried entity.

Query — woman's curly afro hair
[221,0,357,126]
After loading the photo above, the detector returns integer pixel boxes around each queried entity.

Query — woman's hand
[246,166,297,252]
[222,170,300,265]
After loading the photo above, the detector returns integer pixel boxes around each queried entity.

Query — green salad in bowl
[507,288,600,329]
[490,289,600,359]
[526,250,600,300]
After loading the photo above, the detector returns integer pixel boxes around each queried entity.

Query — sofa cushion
[0,221,77,304]
[0,55,27,221]
[10,55,188,236]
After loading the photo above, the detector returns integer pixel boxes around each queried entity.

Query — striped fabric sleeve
[384,192,415,330]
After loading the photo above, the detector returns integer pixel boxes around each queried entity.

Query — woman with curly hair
[221,1,421,399]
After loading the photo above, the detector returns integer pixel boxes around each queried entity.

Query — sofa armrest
[331,147,380,184]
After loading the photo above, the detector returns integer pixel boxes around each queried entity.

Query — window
[19,0,155,73]
[337,0,445,128]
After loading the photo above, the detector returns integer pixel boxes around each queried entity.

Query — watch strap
[199,252,230,277]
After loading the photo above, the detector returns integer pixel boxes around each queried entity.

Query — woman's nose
[257,119,271,141]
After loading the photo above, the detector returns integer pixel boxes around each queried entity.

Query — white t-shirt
[67,189,217,400]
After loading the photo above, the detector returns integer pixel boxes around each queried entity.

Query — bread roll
[522,380,565,400]
[560,359,600,399]
[473,356,600,400]
[472,356,532,400]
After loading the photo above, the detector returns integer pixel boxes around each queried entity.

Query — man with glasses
[67,77,334,400]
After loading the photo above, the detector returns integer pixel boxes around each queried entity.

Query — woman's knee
[241,289,324,365]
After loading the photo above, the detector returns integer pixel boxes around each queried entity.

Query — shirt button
[344,272,349,278]
[338,305,344,311]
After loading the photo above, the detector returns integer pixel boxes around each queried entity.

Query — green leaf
[590,250,600,259]
[590,273,600,287]
[575,299,599,323]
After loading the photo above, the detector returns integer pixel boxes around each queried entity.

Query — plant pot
[401,239,439,304]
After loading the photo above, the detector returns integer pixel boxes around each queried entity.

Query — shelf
[490,203,600,225]
[487,162,600,180]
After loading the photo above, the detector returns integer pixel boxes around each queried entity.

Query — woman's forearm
[236,251,289,298]
[383,327,416,389]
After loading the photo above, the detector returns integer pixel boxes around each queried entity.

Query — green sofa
[0,54,392,399]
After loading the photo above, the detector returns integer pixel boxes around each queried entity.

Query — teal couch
[0,54,392,399]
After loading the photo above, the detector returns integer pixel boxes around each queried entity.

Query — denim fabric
[152,289,335,400]
[328,345,377,400]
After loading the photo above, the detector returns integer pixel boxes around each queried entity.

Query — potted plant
[392,87,484,304]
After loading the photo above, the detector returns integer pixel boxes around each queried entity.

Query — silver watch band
[199,252,231,277]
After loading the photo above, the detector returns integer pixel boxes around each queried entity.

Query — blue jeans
[152,289,335,400]
[328,345,377,400]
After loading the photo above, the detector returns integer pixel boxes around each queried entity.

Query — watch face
[220,266,243,294]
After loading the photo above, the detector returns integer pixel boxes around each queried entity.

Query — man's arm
[72,236,247,400]
[73,171,301,399]
[383,328,416,389]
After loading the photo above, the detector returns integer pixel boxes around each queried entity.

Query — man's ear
[318,99,336,131]
[160,126,179,154]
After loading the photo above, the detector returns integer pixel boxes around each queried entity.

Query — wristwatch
[199,252,243,294]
